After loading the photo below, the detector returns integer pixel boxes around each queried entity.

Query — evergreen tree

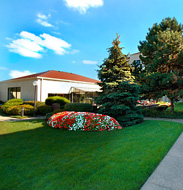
[95,34,143,126]
[133,17,183,111]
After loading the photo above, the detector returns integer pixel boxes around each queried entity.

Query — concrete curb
[141,118,183,190]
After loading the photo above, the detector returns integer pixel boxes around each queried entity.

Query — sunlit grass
[0,120,183,190]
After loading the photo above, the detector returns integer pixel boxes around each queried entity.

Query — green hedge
[64,103,93,112]
[53,109,64,114]
[45,96,70,107]
[24,101,45,107]
[37,105,52,115]
[142,108,183,119]
[5,99,23,105]
[1,99,23,113]
[46,112,53,120]
[6,104,34,115]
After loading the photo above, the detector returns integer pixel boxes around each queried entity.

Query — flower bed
[47,111,122,131]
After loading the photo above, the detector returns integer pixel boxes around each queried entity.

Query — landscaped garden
[1,17,183,190]
[1,119,183,190]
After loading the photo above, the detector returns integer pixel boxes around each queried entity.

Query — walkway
[0,115,46,122]
[141,117,183,190]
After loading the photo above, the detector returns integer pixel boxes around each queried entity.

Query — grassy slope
[0,120,183,190]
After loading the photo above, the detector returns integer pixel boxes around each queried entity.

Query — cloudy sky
[1,0,183,80]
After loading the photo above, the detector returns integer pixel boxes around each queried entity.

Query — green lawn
[173,102,183,111]
[0,120,183,190]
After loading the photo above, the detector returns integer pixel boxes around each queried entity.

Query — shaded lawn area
[0,120,183,190]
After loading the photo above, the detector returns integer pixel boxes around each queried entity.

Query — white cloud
[56,20,70,25]
[7,31,72,58]
[83,60,98,64]
[36,18,54,27]
[0,67,9,70]
[63,0,104,14]
[37,13,50,20]
[9,70,34,78]
[40,33,71,55]
[70,49,80,54]
[36,13,54,27]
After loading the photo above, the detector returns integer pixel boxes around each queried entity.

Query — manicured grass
[0,120,183,190]
[172,102,183,111]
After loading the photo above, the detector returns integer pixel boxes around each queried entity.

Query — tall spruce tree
[95,34,143,126]
[133,17,183,111]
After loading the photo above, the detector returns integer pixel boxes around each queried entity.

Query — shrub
[64,103,93,112]
[47,111,122,131]
[5,98,23,105]
[142,108,183,119]
[1,99,23,113]
[37,105,52,115]
[0,100,4,104]
[24,101,45,107]
[46,112,53,120]
[156,105,168,111]
[45,96,70,108]
[6,104,34,115]
[1,104,11,113]
[53,109,65,114]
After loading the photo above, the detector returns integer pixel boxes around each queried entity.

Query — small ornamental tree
[133,17,183,111]
[95,34,143,126]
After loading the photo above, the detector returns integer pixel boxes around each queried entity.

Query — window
[135,60,141,65]
[8,87,21,100]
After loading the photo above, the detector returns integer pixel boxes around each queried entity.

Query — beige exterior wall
[0,79,37,102]
[129,52,141,65]
[0,77,100,102]
[40,78,100,102]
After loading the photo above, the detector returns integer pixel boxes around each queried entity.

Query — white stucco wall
[0,79,38,102]
[0,77,100,102]
[129,52,141,65]
[40,78,100,102]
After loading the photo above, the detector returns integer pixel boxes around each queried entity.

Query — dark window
[8,87,21,100]
[135,60,141,65]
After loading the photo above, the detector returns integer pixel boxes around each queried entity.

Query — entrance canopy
[69,86,101,94]
[69,86,101,104]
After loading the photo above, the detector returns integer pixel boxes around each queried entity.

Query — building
[0,70,101,103]
[129,52,142,65]
[129,52,170,102]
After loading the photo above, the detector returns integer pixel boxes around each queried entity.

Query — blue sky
[1,0,183,81]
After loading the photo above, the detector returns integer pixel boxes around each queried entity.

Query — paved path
[0,115,46,122]
[141,117,183,190]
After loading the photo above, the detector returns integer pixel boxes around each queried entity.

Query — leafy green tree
[133,17,183,111]
[95,34,143,126]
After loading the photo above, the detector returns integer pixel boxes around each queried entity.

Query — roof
[8,70,100,83]
[130,52,141,56]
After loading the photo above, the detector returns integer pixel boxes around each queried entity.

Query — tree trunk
[170,98,174,112]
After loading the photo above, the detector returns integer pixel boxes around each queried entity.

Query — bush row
[45,96,70,108]
[0,97,94,116]
[142,108,183,119]
[6,104,34,115]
